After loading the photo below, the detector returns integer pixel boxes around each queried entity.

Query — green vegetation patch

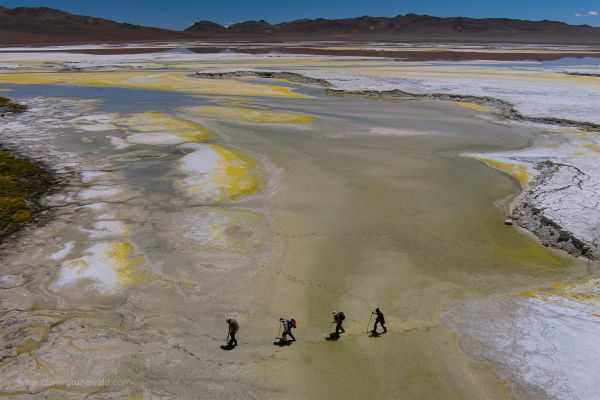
[0,150,52,231]
[0,97,27,114]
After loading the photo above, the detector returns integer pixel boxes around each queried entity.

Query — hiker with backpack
[226,318,239,347]
[371,307,387,334]
[279,318,297,342]
[332,311,346,334]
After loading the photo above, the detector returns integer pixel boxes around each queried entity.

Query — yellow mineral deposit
[183,105,314,124]
[520,278,600,310]
[110,242,149,286]
[119,112,214,145]
[177,143,261,202]
[454,101,489,112]
[0,71,308,98]
[212,145,261,199]
[584,143,600,153]
[54,241,148,294]
[477,157,530,188]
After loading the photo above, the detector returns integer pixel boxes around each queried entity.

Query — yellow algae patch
[184,105,314,124]
[108,242,149,286]
[212,145,261,198]
[455,101,489,112]
[519,290,538,298]
[177,143,261,202]
[119,112,214,145]
[549,278,600,306]
[0,72,308,98]
[477,157,530,188]
[584,143,600,153]
[53,241,148,293]
[519,278,600,311]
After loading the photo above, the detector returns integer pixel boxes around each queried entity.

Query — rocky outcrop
[512,161,600,260]
[194,70,333,87]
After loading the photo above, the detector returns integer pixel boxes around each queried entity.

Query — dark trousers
[373,318,386,332]
[282,328,295,341]
[228,332,238,346]
[336,322,345,334]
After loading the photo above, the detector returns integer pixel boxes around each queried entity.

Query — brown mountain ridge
[1,5,600,46]
[0,6,194,45]
[187,14,600,43]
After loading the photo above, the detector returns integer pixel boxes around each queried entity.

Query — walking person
[226,318,239,347]
[332,311,346,334]
[371,308,387,334]
[279,318,297,342]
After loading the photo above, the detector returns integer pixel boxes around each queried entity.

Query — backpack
[290,318,297,329]
[339,312,345,321]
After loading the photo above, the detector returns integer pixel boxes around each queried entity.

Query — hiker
[279,318,297,342]
[332,311,346,334]
[372,307,387,334]
[226,318,239,347]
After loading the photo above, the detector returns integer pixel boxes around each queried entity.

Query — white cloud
[575,10,599,17]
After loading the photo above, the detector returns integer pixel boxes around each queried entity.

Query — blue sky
[2,0,599,30]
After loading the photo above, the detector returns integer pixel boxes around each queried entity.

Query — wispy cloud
[575,10,599,17]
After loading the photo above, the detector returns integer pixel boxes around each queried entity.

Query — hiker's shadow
[369,331,387,338]
[273,339,293,347]
[220,344,236,351]
[325,333,340,341]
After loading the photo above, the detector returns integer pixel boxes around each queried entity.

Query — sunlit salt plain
[0,46,599,399]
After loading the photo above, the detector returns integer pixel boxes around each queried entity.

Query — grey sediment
[194,69,600,260]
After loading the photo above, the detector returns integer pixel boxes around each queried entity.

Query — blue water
[1,84,215,114]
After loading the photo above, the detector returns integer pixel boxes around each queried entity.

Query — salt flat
[0,44,598,399]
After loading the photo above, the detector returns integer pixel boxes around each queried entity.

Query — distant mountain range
[0,6,195,45]
[186,14,600,42]
[1,5,600,46]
